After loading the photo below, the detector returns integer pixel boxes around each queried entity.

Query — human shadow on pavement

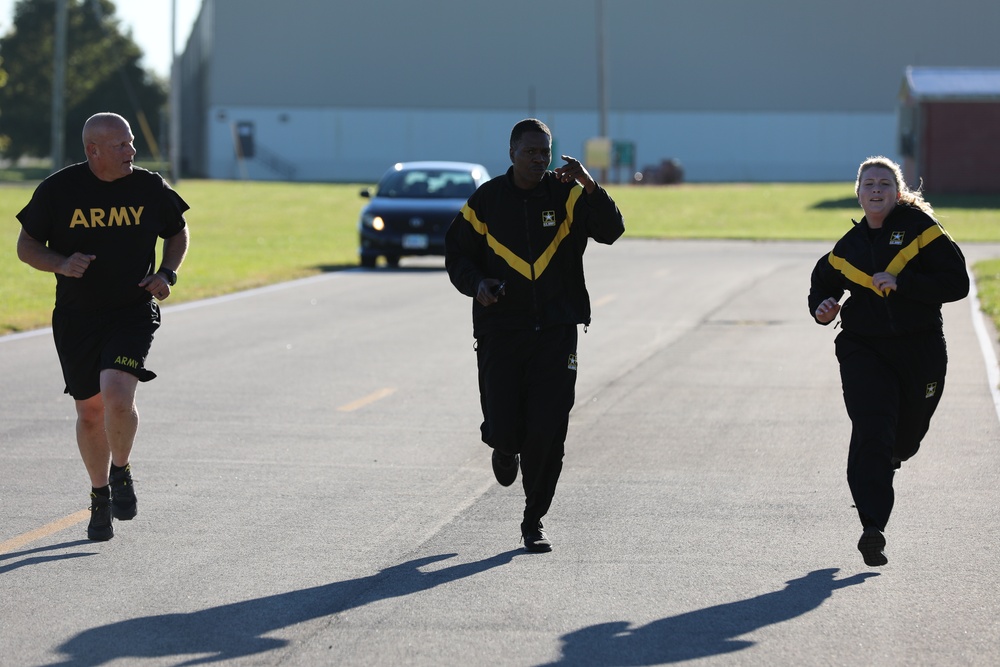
[49,550,521,666]
[539,568,878,666]
[0,540,97,574]
[0,539,94,562]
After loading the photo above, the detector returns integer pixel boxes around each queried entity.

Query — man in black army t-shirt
[16,112,190,541]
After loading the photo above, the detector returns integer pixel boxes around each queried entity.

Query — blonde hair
[855,155,935,218]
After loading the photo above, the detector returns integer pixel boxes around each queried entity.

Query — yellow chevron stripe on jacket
[828,253,882,295]
[460,186,583,280]
[885,224,942,275]
[461,204,531,278]
[828,224,944,296]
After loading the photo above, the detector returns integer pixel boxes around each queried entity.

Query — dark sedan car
[358,161,490,268]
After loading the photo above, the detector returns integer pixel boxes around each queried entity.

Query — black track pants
[476,325,578,529]
[835,330,947,531]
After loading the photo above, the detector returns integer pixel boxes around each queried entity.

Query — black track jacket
[445,167,625,338]
[809,203,969,337]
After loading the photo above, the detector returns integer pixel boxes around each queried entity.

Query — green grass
[974,259,1000,321]
[616,183,1000,242]
[1,179,362,333]
[4,180,1000,335]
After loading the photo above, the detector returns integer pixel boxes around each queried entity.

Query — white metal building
[176,0,1000,183]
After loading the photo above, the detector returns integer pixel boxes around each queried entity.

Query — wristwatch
[158,268,178,286]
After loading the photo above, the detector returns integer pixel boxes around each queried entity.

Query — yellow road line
[3,388,398,551]
[337,387,397,412]
[0,509,89,555]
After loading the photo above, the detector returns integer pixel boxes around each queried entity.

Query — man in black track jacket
[445,118,625,552]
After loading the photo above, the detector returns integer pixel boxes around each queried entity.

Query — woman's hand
[814,297,841,324]
[872,272,897,294]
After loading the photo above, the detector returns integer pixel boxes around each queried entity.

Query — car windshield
[376,169,478,199]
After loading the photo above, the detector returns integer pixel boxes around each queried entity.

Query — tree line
[0,0,166,166]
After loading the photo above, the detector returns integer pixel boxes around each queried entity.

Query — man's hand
[17,230,95,278]
[476,278,505,306]
[59,252,96,278]
[553,155,596,194]
[139,271,173,301]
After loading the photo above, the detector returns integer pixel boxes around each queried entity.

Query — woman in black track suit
[809,156,969,567]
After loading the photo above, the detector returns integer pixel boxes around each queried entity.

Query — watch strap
[159,268,178,286]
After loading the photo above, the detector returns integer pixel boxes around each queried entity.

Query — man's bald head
[82,112,129,146]
[82,113,136,182]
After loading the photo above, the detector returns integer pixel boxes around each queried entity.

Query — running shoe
[858,527,888,567]
[109,463,137,520]
[88,492,114,541]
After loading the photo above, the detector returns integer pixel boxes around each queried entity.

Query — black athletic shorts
[51,300,161,400]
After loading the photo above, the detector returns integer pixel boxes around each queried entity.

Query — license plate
[402,234,428,249]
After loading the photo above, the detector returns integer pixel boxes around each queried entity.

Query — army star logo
[542,210,556,227]
[890,231,905,246]
[925,382,938,398]
[567,353,578,371]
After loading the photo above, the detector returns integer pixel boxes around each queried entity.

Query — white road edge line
[967,266,1000,423]
[0,269,359,344]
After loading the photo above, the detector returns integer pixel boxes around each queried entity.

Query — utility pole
[50,0,68,171]
[170,0,182,183]
[596,0,609,183]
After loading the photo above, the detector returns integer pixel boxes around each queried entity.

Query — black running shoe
[491,451,519,487]
[522,522,553,553]
[88,492,114,541]
[110,463,137,520]
[858,527,888,567]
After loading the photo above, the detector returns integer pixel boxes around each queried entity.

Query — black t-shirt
[17,163,189,311]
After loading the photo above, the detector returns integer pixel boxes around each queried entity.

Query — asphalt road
[2,239,999,667]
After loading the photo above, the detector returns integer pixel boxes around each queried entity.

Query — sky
[0,0,203,79]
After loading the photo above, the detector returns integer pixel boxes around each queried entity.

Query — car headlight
[361,213,385,231]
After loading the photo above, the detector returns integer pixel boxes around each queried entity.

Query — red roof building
[899,67,1000,194]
